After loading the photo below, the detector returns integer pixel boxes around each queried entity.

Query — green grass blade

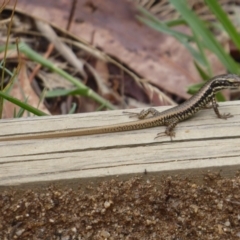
[187,82,204,95]
[205,0,240,51]
[16,99,28,118]
[68,103,77,114]
[137,7,193,41]
[0,43,115,110]
[164,18,187,27]
[192,31,212,76]
[0,91,48,116]
[194,61,210,80]
[169,0,240,74]
[45,88,86,98]
[137,7,211,69]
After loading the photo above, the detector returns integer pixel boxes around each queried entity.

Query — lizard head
[210,73,240,91]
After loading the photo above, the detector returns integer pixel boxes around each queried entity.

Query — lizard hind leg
[123,107,160,120]
[155,119,178,141]
[155,129,175,141]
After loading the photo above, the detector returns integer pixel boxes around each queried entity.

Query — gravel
[1,173,240,239]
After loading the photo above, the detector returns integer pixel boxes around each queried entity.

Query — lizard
[1,73,240,141]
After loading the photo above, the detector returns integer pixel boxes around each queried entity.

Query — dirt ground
[1,173,240,239]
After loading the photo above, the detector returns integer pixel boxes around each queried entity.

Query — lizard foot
[218,113,233,120]
[122,110,145,119]
[122,111,140,118]
[155,131,175,141]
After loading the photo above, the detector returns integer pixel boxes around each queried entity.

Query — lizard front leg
[123,107,160,119]
[211,97,232,119]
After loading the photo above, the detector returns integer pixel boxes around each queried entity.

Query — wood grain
[1,101,240,187]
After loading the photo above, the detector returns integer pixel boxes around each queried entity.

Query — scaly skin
[1,74,240,141]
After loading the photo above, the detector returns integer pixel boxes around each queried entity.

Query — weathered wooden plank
[1,101,240,186]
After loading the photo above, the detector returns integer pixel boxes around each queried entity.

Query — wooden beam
[1,101,240,187]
